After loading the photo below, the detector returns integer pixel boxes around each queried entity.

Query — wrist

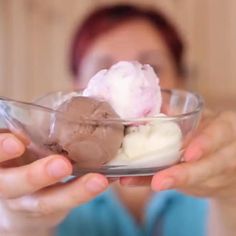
[208,198,236,236]
[0,216,55,236]
[212,195,236,208]
[0,201,56,236]
[0,229,54,236]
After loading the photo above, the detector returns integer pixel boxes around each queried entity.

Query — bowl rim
[0,89,204,124]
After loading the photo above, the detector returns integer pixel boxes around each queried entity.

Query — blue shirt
[57,188,208,236]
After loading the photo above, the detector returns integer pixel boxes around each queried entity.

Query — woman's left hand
[120,110,236,201]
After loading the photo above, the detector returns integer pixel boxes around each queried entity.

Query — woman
[0,4,236,236]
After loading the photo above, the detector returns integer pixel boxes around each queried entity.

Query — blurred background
[0,0,235,111]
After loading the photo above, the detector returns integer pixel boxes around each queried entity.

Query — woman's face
[75,19,184,90]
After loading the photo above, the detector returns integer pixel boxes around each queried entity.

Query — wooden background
[0,0,235,111]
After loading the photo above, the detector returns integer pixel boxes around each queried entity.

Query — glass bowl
[0,89,203,177]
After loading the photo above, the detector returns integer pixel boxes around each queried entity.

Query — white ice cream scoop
[108,118,182,167]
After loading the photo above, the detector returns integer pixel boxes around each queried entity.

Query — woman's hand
[0,133,108,236]
[120,110,236,201]
[152,110,236,200]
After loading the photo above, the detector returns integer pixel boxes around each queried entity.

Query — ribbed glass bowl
[0,89,203,177]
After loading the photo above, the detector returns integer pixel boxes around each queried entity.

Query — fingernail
[2,138,22,155]
[158,178,175,191]
[47,158,70,178]
[85,177,107,193]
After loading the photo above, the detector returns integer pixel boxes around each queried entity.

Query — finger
[7,173,109,215]
[120,176,152,186]
[198,109,216,130]
[151,162,215,192]
[0,133,25,162]
[184,111,236,161]
[201,108,215,120]
[151,161,215,192]
[0,155,72,198]
[152,141,236,191]
[107,177,119,183]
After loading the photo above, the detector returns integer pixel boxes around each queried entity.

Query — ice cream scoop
[83,61,162,119]
[109,118,182,167]
[46,96,124,168]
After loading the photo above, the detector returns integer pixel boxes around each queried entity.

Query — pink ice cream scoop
[83,61,162,119]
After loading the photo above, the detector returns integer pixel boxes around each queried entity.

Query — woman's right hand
[0,133,109,236]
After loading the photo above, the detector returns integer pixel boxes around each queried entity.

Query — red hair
[70,4,184,77]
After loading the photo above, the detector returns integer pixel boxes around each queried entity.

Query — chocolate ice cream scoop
[46,97,124,168]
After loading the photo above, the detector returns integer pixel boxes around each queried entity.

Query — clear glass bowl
[0,89,203,177]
